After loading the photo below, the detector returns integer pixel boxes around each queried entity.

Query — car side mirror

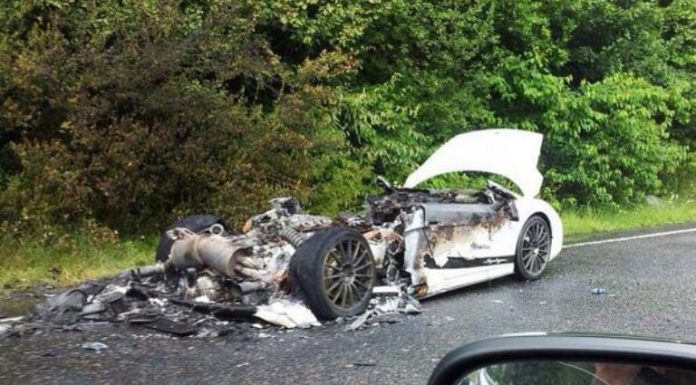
[428,334,696,385]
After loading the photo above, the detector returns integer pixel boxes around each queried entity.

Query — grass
[561,199,696,243]
[0,234,156,293]
[1,199,695,293]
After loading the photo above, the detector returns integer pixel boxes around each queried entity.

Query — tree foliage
[0,0,693,235]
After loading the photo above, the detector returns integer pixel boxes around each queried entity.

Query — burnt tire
[155,214,230,262]
[290,228,376,319]
[513,215,551,280]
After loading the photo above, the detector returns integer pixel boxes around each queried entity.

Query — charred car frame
[154,129,564,320]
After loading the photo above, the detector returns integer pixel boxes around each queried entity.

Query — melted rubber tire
[155,214,229,262]
[290,228,375,320]
[513,215,551,280]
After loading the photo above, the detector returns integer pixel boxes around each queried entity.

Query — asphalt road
[2,224,696,385]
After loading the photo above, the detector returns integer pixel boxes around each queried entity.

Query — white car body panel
[396,129,563,298]
[420,198,563,298]
[404,129,544,198]
[424,264,513,297]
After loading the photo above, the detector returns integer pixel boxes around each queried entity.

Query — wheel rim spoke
[352,243,360,261]
[327,251,342,267]
[354,279,368,292]
[327,279,342,301]
[338,283,346,307]
[347,284,356,304]
[523,250,534,263]
[326,263,341,272]
[353,249,367,266]
[525,252,534,269]
[354,261,371,272]
[324,272,343,281]
[337,242,347,264]
[340,284,348,306]
[529,257,536,272]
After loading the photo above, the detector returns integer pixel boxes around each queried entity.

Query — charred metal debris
[10,187,517,337]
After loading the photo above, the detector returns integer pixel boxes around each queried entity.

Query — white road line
[565,227,696,248]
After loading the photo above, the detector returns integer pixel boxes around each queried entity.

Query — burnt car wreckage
[6,129,563,336]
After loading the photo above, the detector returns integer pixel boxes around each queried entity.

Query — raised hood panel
[403,129,544,197]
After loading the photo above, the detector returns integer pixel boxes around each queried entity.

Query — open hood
[403,129,544,197]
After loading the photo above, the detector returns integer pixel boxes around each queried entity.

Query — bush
[543,75,686,206]
[0,0,693,238]
[0,1,359,233]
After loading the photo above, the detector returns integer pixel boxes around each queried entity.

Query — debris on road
[0,316,23,324]
[591,288,608,295]
[10,197,423,339]
[81,342,108,352]
[346,362,377,368]
[254,300,321,329]
[140,318,199,337]
[345,293,422,331]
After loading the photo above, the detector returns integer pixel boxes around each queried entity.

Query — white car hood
[403,129,544,197]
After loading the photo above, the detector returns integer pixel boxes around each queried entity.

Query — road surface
[1,224,696,385]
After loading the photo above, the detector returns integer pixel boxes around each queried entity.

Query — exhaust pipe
[167,229,259,279]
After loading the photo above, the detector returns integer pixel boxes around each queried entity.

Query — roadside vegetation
[0,1,694,290]
[563,198,696,243]
[0,234,154,292]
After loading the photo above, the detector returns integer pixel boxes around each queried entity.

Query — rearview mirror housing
[428,334,696,385]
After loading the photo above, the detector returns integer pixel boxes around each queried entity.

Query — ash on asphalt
[2,227,696,385]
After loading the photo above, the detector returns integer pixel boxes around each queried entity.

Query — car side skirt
[422,262,515,298]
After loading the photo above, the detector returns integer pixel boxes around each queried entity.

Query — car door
[418,203,519,297]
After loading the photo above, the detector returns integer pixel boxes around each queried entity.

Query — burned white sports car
[155,129,563,321]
